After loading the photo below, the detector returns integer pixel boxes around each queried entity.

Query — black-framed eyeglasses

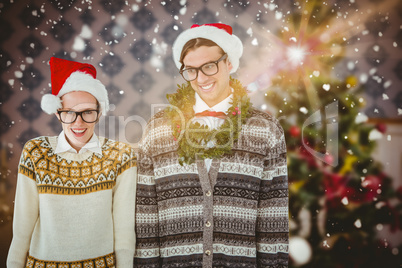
[57,109,100,124]
[180,53,228,82]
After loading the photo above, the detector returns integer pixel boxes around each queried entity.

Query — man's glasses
[57,109,99,124]
[180,53,228,82]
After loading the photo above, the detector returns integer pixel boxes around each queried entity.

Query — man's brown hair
[179,38,225,69]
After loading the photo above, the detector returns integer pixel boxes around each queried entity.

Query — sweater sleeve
[134,144,160,267]
[113,146,137,268]
[256,120,289,268]
[7,144,39,268]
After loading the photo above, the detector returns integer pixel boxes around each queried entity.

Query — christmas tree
[266,75,402,267]
[257,1,402,267]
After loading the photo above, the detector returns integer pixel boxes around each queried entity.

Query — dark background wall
[0,0,401,265]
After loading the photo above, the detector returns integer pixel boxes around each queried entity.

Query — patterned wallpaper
[0,0,401,262]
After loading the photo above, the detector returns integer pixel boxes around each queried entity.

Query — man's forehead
[183,46,222,66]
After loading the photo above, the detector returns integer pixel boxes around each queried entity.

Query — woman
[7,57,136,268]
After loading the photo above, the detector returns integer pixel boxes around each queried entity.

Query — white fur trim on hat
[41,71,110,115]
[41,93,62,114]
[172,25,243,74]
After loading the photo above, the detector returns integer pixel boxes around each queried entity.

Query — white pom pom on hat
[172,23,243,74]
[41,93,62,114]
[41,57,109,115]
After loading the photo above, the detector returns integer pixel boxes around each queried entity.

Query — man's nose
[197,69,208,82]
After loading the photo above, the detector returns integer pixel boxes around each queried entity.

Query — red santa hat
[41,57,109,115]
[172,23,243,73]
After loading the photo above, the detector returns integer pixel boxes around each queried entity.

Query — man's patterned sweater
[135,108,289,268]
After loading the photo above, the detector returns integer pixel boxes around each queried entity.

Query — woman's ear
[96,111,102,123]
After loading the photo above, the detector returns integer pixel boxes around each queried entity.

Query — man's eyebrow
[183,60,215,69]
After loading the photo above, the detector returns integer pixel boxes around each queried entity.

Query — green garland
[165,77,252,165]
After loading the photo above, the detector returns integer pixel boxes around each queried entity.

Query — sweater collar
[193,89,233,115]
[54,130,102,155]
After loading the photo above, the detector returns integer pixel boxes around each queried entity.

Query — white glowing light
[72,36,85,51]
[323,84,331,91]
[355,113,368,124]
[116,14,128,27]
[251,38,258,46]
[341,196,349,205]
[289,237,312,265]
[299,107,308,114]
[368,129,383,140]
[275,11,283,20]
[354,219,362,228]
[247,82,258,92]
[287,46,306,66]
[179,7,187,15]
[15,71,23,78]
[376,224,383,231]
[384,80,392,88]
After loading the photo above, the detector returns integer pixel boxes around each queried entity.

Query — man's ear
[227,59,233,72]
[55,112,61,121]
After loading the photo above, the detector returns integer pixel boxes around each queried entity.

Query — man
[135,23,288,267]
[7,57,136,268]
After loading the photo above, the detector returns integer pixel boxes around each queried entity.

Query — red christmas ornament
[376,123,387,133]
[324,154,334,165]
[289,125,301,137]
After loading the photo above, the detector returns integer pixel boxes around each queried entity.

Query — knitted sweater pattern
[19,136,134,194]
[7,136,137,268]
[134,108,289,268]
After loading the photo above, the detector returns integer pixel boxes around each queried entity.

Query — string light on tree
[287,45,307,68]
